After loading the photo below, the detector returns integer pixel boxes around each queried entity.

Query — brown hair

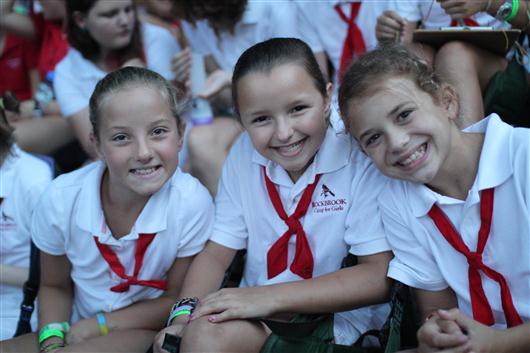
[174,0,247,34]
[89,66,183,139]
[65,0,144,67]
[338,44,444,131]
[0,93,17,164]
[231,38,327,116]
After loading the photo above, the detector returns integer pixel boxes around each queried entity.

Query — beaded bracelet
[39,342,65,353]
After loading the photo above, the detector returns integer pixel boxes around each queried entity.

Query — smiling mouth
[273,138,307,157]
[130,166,161,176]
[395,143,427,168]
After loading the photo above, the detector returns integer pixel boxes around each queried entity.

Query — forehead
[90,0,132,13]
[99,85,169,121]
[236,63,322,112]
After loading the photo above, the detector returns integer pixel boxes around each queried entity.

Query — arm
[67,255,195,344]
[152,241,236,352]
[0,264,28,287]
[68,108,98,160]
[38,253,73,348]
[439,0,530,30]
[192,250,393,323]
[202,55,232,108]
[0,0,36,39]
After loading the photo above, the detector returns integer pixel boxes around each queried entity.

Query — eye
[396,109,413,122]
[290,105,307,114]
[111,134,129,143]
[252,116,270,125]
[364,133,381,148]
[152,127,168,136]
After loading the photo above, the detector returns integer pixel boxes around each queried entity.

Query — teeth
[398,144,426,166]
[132,167,157,175]
[277,140,303,153]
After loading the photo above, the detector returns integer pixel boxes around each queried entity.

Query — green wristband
[506,0,520,21]
[38,329,64,344]
[168,309,191,324]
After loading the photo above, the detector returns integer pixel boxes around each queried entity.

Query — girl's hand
[152,323,186,353]
[437,0,489,20]
[65,317,99,344]
[436,308,504,353]
[417,311,469,353]
[191,287,276,323]
[171,48,192,89]
[376,11,406,43]
[197,70,232,100]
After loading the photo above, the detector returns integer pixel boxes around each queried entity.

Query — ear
[73,11,86,30]
[440,83,459,123]
[90,132,104,161]
[324,82,333,116]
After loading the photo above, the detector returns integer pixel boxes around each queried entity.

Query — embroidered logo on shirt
[320,184,335,198]
[312,185,347,214]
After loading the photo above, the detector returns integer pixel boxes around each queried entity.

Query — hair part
[89,66,183,139]
[231,37,327,116]
[338,44,445,131]
[65,0,144,66]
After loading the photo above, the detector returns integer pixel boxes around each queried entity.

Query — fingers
[171,48,192,83]
[376,11,405,41]
[418,316,468,351]
[197,70,231,99]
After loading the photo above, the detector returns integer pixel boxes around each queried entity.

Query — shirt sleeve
[143,22,181,81]
[380,181,448,291]
[53,55,88,117]
[31,181,68,256]
[209,137,249,250]
[294,3,324,53]
[174,176,215,257]
[394,0,422,23]
[345,151,391,255]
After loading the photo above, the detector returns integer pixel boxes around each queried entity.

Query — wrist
[95,313,109,336]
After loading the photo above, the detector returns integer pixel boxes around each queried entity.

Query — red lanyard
[334,2,366,81]
[263,167,321,279]
[94,233,168,292]
[450,18,479,27]
[428,188,522,327]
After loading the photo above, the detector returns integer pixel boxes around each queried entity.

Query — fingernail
[187,315,193,323]
[208,315,216,322]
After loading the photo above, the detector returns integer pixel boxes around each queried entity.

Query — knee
[181,317,240,352]
[436,41,475,66]
[187,125,216,158]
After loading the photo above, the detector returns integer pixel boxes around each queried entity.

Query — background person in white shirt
[0,67,214,353]
[154,38,392,353]
[338,44,530,353]
[0,96,52,340]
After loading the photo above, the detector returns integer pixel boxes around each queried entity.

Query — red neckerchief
[94,233,167,292]
[263,167,321,279]
[450,18,479,27]
[334,2,366,81]
[428,188,522,327]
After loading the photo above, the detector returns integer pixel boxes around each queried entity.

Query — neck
[427,130,485,200]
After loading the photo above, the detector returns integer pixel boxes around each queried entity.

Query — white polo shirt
[296,0,394,77]
[211,126,391,343]
[54,21,180,117]
[0,146,52,339]
[393,0,506,29]
[181,2,300,72]
[31,161,213,323]
[382,114,530,328]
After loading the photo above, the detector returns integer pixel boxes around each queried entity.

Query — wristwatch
[496,0,514,21]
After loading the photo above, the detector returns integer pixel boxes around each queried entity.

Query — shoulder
[167,169,213,206]
[142,21,175,42]
[4,147,52,198]
[54,48,83,76]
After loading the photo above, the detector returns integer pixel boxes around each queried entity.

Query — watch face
[497,2,512,20]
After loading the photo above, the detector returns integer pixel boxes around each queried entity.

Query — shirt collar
[76,161,170,243]
[407,114,512,217]
[252,126,352,188]
[0,145,20,199]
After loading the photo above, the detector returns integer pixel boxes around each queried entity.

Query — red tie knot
[467,252,483,268]
[285,217,303,233]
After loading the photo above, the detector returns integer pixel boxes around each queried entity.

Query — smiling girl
[54,0,180,160]
[153,38,392,353]
[339,44,530,353]
[0,67,213,353]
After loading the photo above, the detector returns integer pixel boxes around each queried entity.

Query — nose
[117,9,130,27]
[388,127,410,154]
[275,116,294,143]
[136,137,153,163]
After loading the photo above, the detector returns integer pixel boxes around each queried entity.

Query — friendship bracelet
[38,322,70,344]
[166,297,199,326]
[167,309,192,326]
[96,313,109,336]
[506,0,520,21]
